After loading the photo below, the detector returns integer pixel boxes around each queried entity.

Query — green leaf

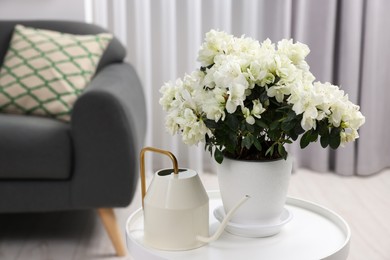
[255,119,268,129]
[278,143,287,159]
[286,110,297,122]
[329,127,341,149]
[253,138,262,151]
[320,134,329,148]
[260,89,269,103]
[318,121,329,136]
[225,142,235,154]
[310,130,319,142]
[226,114,239,131]
[276,105,292,112]
[242,134,254,149]
[281,120,296,131]
[268,128,282,141]
[214,148,224,164]
[294,124,305,136]
[270,120,279,130]
[300,130,313,149]
[329,136,341,149]
[204,119,218,129]
[246,123,255,133]
[227,130,236,141]
[240,123,246,132]
[290,131,298,141]
[265,144,275,157]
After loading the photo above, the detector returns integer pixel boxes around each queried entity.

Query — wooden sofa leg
[97,208,126,256]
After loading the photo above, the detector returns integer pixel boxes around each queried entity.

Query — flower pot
[216,156,293,230]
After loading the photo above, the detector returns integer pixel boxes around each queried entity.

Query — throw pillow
[0,24,113,121]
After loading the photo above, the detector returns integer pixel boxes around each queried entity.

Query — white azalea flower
[213,57,245,86]
[201,87,226,122]
[226,82,247,113]
[346,108,365,130]
[159,80,181,111]
[176,108,209,145]
[260,38,276,52]
[340,129,359,145]
[251,99,266,118]
[267,85,291,103]
[288,82,323,130]
[274,55,297,82]
[198,30,234,67]
[301,105,318,130]
[241,100,266,125]
[246,60,275,87]
[213,59,249,113]
[242,107,255,125]
[236,35,260,50]
[277,39,310,66]
[165,109,180,135]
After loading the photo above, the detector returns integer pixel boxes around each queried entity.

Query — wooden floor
[0,168,389,260]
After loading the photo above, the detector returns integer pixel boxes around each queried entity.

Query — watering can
[140,147,249,251]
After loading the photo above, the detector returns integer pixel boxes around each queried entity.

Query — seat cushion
[0,114,72,179]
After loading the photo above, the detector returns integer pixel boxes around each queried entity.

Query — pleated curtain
[87,0,389,176]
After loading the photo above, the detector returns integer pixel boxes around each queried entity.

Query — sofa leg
[97,208,126,256]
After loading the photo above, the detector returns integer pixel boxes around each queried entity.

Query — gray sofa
[0,20,146,256]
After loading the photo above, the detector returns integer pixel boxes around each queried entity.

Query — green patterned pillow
[0,24,113,121]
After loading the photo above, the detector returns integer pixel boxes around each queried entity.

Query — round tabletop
[126,191,350,260]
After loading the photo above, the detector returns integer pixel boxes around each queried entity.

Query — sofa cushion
[0,114,72,179]
[0,24,112,121]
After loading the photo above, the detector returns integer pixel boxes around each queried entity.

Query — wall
[0,0,85,21]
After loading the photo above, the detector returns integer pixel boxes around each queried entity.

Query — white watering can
[140,147,249,251]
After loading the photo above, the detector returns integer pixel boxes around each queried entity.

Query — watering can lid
[156,168,198,179]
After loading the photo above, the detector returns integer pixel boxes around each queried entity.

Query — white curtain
[86,0,388,176]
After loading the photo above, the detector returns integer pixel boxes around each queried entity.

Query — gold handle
[140,147,179,208]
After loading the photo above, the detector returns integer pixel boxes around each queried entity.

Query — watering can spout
[196,195,250,243]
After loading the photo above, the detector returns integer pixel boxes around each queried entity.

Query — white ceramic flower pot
[217,156,293,227]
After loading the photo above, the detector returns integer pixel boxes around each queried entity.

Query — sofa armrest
[70,63,146,208]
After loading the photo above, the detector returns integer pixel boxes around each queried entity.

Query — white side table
[126,191,350,260]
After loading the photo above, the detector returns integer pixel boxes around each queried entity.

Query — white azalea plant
[160,30,365,163]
